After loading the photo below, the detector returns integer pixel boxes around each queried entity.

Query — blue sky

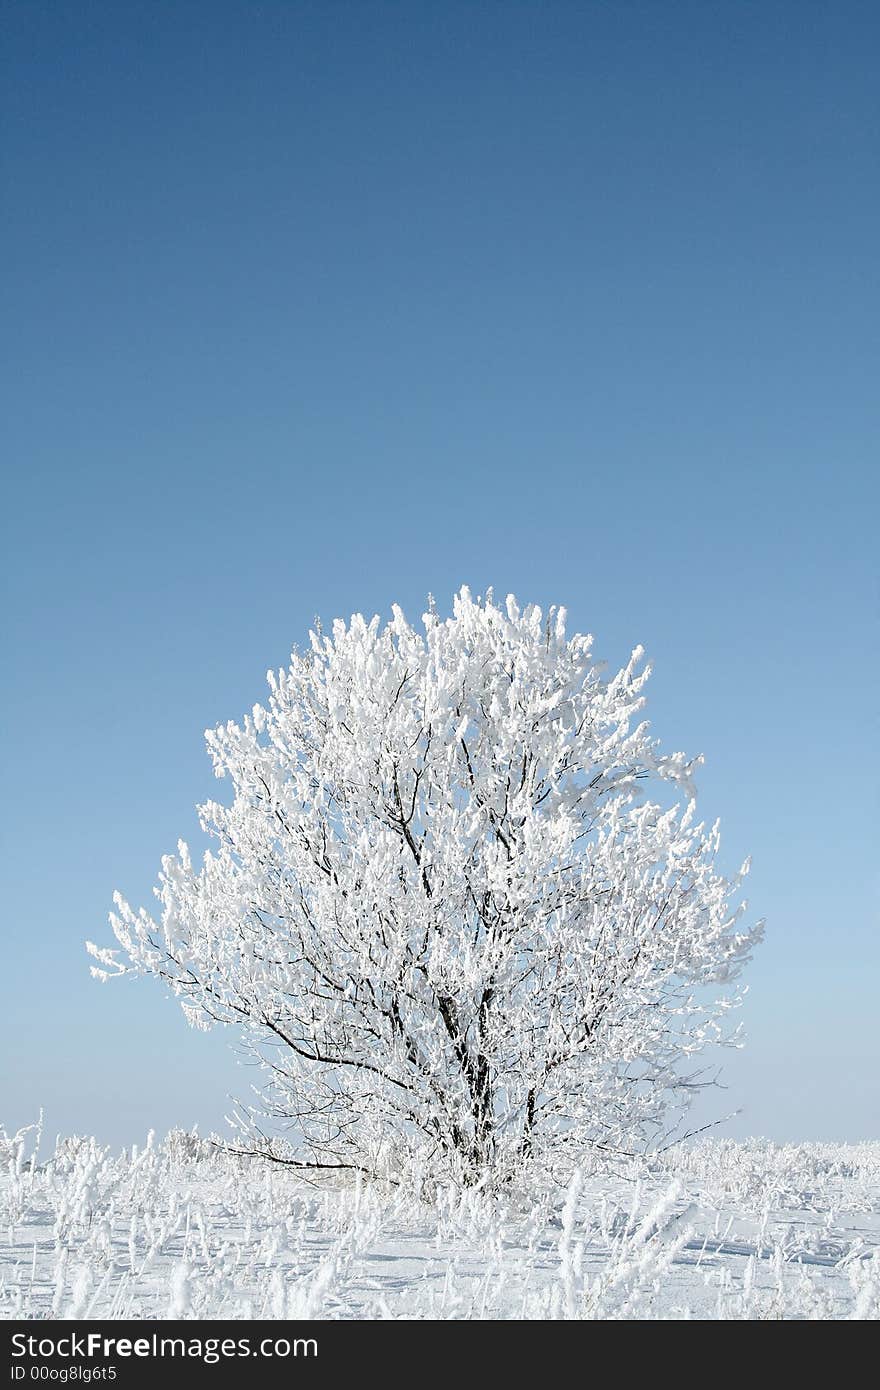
[2,1,877,1147]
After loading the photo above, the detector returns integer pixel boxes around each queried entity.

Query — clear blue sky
[2,1,877,1148]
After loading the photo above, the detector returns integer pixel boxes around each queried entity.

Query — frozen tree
[89,588,761,1185]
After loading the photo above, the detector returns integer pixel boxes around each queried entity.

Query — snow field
[2,1123,878,1320]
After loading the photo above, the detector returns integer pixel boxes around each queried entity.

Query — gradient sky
[2,1,877,1149]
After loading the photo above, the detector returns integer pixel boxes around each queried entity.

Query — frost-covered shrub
[664,1138,880,1214]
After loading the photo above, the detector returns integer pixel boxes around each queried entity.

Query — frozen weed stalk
[89,588,762,1189]
[1,1128,878,1318]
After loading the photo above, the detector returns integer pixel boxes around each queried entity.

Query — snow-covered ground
[2,1123,878,1319]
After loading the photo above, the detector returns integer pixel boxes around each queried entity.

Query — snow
[2,1125,878,1319]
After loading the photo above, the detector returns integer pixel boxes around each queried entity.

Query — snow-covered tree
[89,589,761,1185]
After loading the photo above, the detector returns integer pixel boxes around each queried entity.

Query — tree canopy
[90,589,761,1185]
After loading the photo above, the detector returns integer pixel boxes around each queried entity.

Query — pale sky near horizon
[2,1,878,1147]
